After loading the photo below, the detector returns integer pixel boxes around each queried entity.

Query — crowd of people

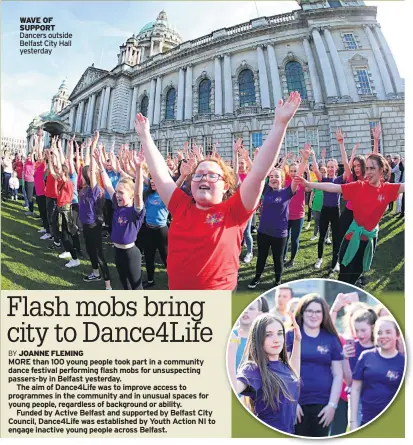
[228,287,405,437]
[0,90,405,290]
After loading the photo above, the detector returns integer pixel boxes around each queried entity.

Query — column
[150,40,154,57]
[267,43,283,106]
[256,46,270,108]
[214,57,223,115]
[364,25,394,97]
[129,86,139,130]
[302,37,323,105]
[97,90,105,129]
[311,28,338,98]
[100,86,111,129]
[374,25,403,93]
[184,65,193,120]
[153,77,162,125]
[223,54,233,114]
[147,79,156,123]
[177,68,185,121]
[84,98,91,134]
[75,101,85,133]
[86,94,96,134]
[323,27,350,98]
[69,107,75,131]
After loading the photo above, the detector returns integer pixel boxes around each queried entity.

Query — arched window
[165,88,176,120]
[285,61,307,99]
[239,69,256,107]
[140,96,149,117]
[198,79,211,114]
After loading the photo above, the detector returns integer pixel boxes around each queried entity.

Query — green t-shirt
[312,188,324,212]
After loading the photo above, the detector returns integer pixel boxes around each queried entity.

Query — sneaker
[284,260,294,269]
[23,206,29,210]
[305,222,311,230]
[48,242,61,250]
[25,211,34,216]
[143,280,155,289]
[38,228,47,233]
[59,251,72,259]
[103,232,110,239]
[251,226,257,234]
[65,259,80,268]
[334,263,340,273]
[325,238,332,245]
[310,235,318,241]
[105,287,113,290]
[243,252,253,264]
[83,273,102,282]
[248,277,261,289]
[40,233,52,240]
[314,258,323,269]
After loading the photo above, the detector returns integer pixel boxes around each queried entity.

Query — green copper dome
[139,21,156,33]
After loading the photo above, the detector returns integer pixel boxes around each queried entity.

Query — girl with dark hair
[78,132,112,290]
[233,313,301,434]
[286,293,343,437]
[350,317,405,430]
[295,153,404,285]
[134,92,302,290]
[23,152,35,216]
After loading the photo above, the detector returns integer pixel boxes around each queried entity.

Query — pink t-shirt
[286,179,305,220]
[34,162,46,196]
[23,160,35,182]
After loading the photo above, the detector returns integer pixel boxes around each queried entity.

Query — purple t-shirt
[349,341,374,372]
[237,361,299,434]
[353,348,405,425]
[259,185,294,238]
[79,185,104,225]
[322,175,344,207]
[287,328,343,405]
[111,193,145,245]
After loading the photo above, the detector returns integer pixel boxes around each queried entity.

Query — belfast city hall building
[27,0,404,159]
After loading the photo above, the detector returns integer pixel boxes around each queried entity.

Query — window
[305,127,320,154]
[284,129,299,155]
[356,69,373,95]
[140,96,149,117]
[369,121,382,153]
[238,69,256,107]
[328,1,342,7]
[203,136,213,155]
[251,132,263,149]
[343,33,358,50]
[285,62,307,99]
[165,88,176,120]
[166,139,173,157]
[198,79,211,114]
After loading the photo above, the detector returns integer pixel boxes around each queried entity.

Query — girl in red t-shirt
[296,153,404,285]
[134,92,302,290]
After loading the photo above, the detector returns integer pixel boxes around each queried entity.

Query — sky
[1,1,408,138]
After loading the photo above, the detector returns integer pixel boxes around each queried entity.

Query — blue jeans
[243,217,253,254]
[20,179,29,207]
[284,218,304,262]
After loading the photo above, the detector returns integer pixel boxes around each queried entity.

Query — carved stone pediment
[69,66,110,100]
[349,54,369,67]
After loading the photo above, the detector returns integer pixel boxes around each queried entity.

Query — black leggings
[114,245,143,290]
[294,404,330,437]
[338,207,354,245]
[318,206,340,268]
[143,225,168,282]
[338,237,377,284]
[104,199,114,234]
[36,195,48,230]
[24,181,34,212]
[83,224,110,281]
[255,232,287,284]
[59,217,77,260]
[46,197,58,241]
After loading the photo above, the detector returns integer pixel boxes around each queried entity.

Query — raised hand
[274,91,301,125]
[290,313,301,342]
[110,141,115,153]
[134,113,150,136]
[335,129,344,144]
[253,147,260,160]
[92,148,102,165]
[180,158,196,177]
[300,143,312,161]
[238,147,250,160]
[85,137,92,148]
[233,138,243,153]
[133,149,145,168]
[92,131,99,145]
[372,123,381,141]
[351,142,360,157]
[321,147,327,160]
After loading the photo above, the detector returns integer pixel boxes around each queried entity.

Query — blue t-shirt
[349,341,374,372]
[258,185,294,238]
[287,328,343,405]
[237,361,299,434]
[322,175,344,207]
[353,348,405,425]
[145,191,168,227]
[105,170,121,200]
[233,329,247,372]
[69,172,78,204]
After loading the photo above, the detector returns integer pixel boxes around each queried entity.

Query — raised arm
[74,141,81,174]
[372,124,381,154]
[134,113,177,206]
[289,314,301,378]
[348,142,360,170]
[295,175,342,194]
[240,92,301,211]
[232,138,242,177]
[67,135,75,175]
[335,129,352,181]
[133,150,145,209]
[311,150,322,182]
[93,148,115,197]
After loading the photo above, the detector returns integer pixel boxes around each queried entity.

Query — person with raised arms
[134,92,302,290]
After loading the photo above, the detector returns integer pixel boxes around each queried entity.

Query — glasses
[191,173,224,183]
[304,310,323,316]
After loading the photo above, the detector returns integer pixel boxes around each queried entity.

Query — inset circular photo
[227,279,406,438]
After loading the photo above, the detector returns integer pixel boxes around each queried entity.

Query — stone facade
[53,2,404,159]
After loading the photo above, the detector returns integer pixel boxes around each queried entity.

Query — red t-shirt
[14,160,23,179]
[57,179,74,207]
[167,188,255,290]
[45,173,58,198]
[341,180,401,240]
[285,179,305,220]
